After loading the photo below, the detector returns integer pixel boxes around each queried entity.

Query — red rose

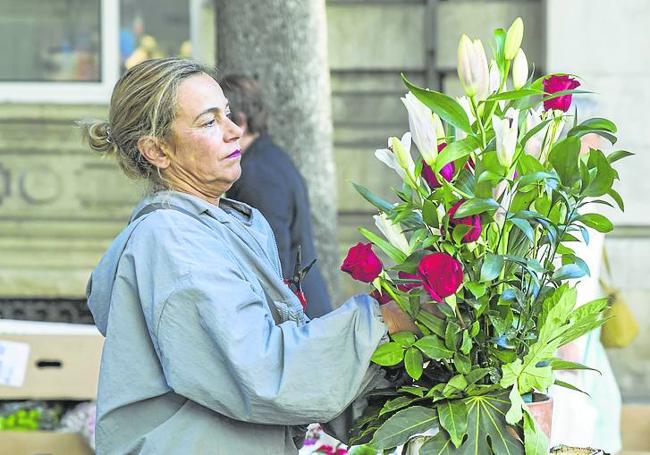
[340,242,383,282]
[418,253,464,302]
[397,271,421,291]
[543,75,580,112]
[448,200,482,243]
[370,288,393,305]
[421,143,455,189]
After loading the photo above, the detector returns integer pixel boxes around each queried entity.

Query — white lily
[493,108,519,168]
[391,132,417,182]
[455,96,475,140]
[374,213,411,256]
[401,92,437,166]
[524,106,548,160]
[505,17,524,60]
[457,35,490,101]
[375,139,406,181]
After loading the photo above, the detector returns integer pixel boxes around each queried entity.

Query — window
[0,0,215,103]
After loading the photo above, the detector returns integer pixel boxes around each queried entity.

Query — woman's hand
[380,301,419,334]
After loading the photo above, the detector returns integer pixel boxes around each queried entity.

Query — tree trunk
[215,0,339,302]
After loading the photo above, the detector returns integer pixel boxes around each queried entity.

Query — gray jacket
[87,191,387,454]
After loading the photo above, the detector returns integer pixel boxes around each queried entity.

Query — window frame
[0,0,209,104]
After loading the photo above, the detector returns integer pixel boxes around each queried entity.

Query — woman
[82,57,414,454]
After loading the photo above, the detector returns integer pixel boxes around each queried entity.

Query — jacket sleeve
[150,255,387,426]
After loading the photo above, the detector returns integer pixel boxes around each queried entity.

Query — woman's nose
[225,118,243,142]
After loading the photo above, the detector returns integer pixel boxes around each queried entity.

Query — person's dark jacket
[228,133,332,318]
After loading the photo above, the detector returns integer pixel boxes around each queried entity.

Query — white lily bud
[455,96,475,140]
[493,108,519,168]
[505,17,524,60]
[374,213,411,255]
[457,35,489,101]
[401,92,437,166]
[489,59,500,94]
[391,133,416,182]
[512,49,528,90]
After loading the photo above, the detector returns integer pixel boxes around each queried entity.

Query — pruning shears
[284,245,317,311]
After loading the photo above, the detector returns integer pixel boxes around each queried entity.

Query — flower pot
[526,392,553,439]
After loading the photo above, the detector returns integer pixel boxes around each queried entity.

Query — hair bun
[78,119,118,155]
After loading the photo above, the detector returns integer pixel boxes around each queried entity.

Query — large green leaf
[371,342,405,366]
[438,400,469,448]
[523,410,548,455]
[405,347,424,380]
[480,254,504,282]
[347,445,378,455]
[420,394,523,455]
[548,136,581,186]
[415,335,454,360]
[607,149,634,164]
[370,405,438,450]
[485,88,541,102]
[548,358,601,374]
[379,395,424,417]
[435,136,481,173]
[583,149,617,197]
[402,75,472,133]
[578,213,614,233]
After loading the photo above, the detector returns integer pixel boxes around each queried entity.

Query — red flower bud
[340,242,383,283]
[543,75,580,112]
[421,143,455,189]
[417,253,464,302]
[448,200,482,243]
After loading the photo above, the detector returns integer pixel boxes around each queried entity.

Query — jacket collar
[130,190,254,225]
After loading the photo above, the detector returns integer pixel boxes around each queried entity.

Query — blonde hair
[79,57,218,192]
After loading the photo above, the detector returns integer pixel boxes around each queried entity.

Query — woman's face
[164,73,243,201]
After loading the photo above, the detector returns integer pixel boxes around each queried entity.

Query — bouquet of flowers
[340,18,631,455]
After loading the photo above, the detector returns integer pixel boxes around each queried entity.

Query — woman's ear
[137,136,171,169]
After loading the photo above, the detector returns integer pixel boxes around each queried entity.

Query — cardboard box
[0,320,103,400]
[0,431,92,455]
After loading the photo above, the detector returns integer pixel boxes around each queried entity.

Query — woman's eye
[202,119,216,127]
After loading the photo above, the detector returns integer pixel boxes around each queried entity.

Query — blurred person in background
[221,74,332,318]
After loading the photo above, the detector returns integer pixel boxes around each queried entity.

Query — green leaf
[443,375,469,397]
[578,213,614,233]
[453,198,499,217]
[523,410,549,455]
[371,342,405,366]
[402,75,472,133]
[583,149,617,197]
[465,282,486,299]
[359,227,407,263]
[520,118,554,149]
[607,188,625,211]
[548,136,581,186]
[452,224,473,245]
[415,335,454,360]
[480,254,504,282]
[352,182,394,213]
[607,149,634,164]
[392,331,417,348]
[370,405,438,450]
[485,88,541,102]
[347,445,378,455]
[405,347,424,380]
[416,311,446,337]
[460,331,472,355]
[445,321,461,350]
[554,379,590,396]
[435,136,480,173]
[552,264,587,281]
[509,218,534,242]
[420,393,523,455]
[423,199,440,227]
[548,359,601,374]
[506,383,524,424]
[466,368,491,385]
[379,395,424,417]
[438,400,468,448]
[454,351,472,375]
